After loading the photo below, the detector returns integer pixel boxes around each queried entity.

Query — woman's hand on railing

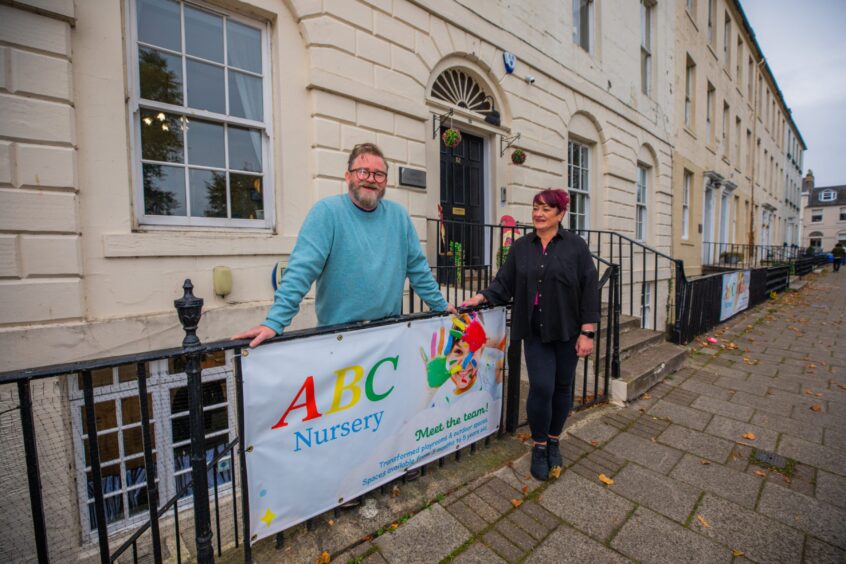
[231,325,277,348]
[460,294,486,308]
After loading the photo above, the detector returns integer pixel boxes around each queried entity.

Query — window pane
[205,406,228,433]
[190,169,228,218]
[127,485,150,517]
[187,119,225,167]
[137,0,180,52]
[123,425,155,457]
[138,47,183,105]
[229,71,263,121]
[121,394,153,426]
[186,60,225,114]
[228,127,262,172]
[201,351,227,370]
[140,109,183,163]
[202,378,228,405]
[90,367,114,389]
[81,401,117,435]
[230,174,264,220]
[185,5,223,63]
[83,432,120,466]
[228,20,262,73]
[117,363,142,383]
[143,164,186,216]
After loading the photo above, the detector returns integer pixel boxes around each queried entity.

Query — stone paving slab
[374,504,470,564]
[604,431,684,474]
[692,492,805,563]
[750,412,823,443]
[647,399,712,431]
[657,424,735,463]
[669,453,762,509]
[610,506,730,564]
[691,394,755,421]
[539,471,634,542]
[777,435,846,476]
[703,414,779,451]
[757,482,846,549]
[480,530,523,562]
[679,378,735,401]
[609,462,700,523]
[822,427,846,452]
[714,373,772,396]
[452,542,506,564]
[803,537,846,564]
[729,389,795,416]
[525,524,631,563]
[815,470,846,510]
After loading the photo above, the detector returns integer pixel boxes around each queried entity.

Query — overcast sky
[739,0,846,187]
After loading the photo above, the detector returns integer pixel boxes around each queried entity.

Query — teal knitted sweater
[263,194,448,333]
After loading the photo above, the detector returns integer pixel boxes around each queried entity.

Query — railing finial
[174,278,204,351]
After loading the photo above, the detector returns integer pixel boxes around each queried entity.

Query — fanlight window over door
[431,68,493,114]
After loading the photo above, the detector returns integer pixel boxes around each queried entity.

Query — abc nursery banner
[719,270,751,321]
[241,308,507,543]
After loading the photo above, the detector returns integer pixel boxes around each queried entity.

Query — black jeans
[835,259,841,272]
[523,330,579,444]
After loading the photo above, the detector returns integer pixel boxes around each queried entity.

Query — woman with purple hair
[462,188,599,481]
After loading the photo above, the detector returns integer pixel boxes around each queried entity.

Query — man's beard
[349,181,384,209]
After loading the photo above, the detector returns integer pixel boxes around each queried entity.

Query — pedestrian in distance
[233,143,457,504]
[461,188,599,481]
[832,242,845,272]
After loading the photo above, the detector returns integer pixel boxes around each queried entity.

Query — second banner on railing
[242,308,507,543]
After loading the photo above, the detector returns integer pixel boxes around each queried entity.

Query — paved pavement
[276,267,846,563]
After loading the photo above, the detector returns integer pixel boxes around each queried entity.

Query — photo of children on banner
[420,311,505,408]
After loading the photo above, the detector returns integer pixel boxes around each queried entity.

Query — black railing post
[505,338,522,434]
[611,264,621,379]
[136,362,163,564]
[174,280,214,563]
[82,370,110,563]
[673,260,686,345]
[234,354,252,562]
[18,379,50,564]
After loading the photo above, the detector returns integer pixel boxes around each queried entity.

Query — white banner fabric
[241,308,507,543]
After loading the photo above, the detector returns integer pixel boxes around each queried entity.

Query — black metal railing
[701,242,803,268]
[0,281,524,564]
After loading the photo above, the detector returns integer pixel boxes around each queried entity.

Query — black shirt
[481,226,600,342]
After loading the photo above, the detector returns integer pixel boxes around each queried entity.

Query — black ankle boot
[548,438,562,472]
[531,444,549,481]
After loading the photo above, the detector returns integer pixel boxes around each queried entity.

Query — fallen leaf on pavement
[391,485,401,497]
[549,467,562,479]
[754,470,767,478]
[328,519,334,526]
[804,389,814,395]
[316,550,331,564]
[808,363,817,369]
[521,485,529,495]
[732,549,744,557]
[650,437,657,443]
[810,404,823,412]
[700,459,711,465]
[598,473,614,485]
[511,499,523,508]
[742,432,757,440]
[696,515,711,528]
[517,432,532,443]
[839,384,846,390]
[641,393,652,400]
[590,440,600,446]
[389,523,398,531]
[816,393,823,397]
[726,342,738,350]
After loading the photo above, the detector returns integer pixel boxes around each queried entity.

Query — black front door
[438,128,485,285]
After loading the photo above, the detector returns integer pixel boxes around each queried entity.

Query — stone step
[610,341,687,402]
[602,327,666,364]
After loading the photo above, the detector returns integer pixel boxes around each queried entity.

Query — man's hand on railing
[460,294,486,308]
[232,325,277,348]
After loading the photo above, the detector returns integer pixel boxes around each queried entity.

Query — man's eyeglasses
[349,168,387,182]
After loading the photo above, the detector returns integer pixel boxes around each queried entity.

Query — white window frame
[69,353,236,538]
[640,0,653,96]
[820,190,836,202]
[810,209,823,223]
[706,83,715,143]
[707,0,716,47]
[684,57,695,128]
[682,170,691,240]
[840,207,846,222]
[572,0,594,53]
[568,140,591,231]
[722,102,730,157]
[640,282,653,329]
[636,164,648,241]
[126,0,275,229]
[723,12,731,69]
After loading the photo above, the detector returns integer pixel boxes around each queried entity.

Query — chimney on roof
[802,170,815,193]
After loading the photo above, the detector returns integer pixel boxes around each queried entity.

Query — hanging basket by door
[442,128,462,149]
[511,148,527,165]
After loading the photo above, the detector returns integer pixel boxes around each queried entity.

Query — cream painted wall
[1,0,677,371]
